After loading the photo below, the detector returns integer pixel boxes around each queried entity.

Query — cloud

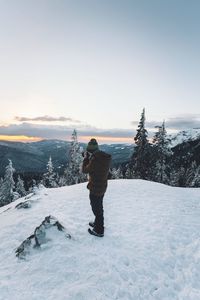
[165,115,200,130]
[1,114,200,143]
[15,115,81,123]
[131,114,200,130]
[0,123,136,141]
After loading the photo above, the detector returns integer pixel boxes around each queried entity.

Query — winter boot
[89,221,95,227]
[88,228,104,237]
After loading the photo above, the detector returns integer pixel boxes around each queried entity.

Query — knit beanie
[86,138,99,153]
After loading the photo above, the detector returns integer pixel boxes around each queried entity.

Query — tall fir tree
[0,159,15,207]
[111,166,123,179]
[190,165,200,187]
[29,179,37,193]
[125,166,134,179]
[57,175,66,187]
[169,169,179,187]
[185,161,196,187]
[65,130,86,185]
[177,166,186,187]
[131,108,150,179]
[16,175,27,197]
[0,177,3,189]
[43,156,57,188]
[152,121,172,183]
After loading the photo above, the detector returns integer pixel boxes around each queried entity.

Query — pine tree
[65,130,86,185]
[125,166,134,179]
[29,179,37,194]
[177,166,186,187]
[55,173,61,187]
[0,160,16,207]
[58,175,66,187]
[170,169,179,187]
[43,156,57,188]
[111,166,123,179]
[185,161,196,186]
[192,165,200,187]
[0,177,3,189]
[16,175,27,197]
[32,179,37,190]
[131,108,150,179]
[188,162,200,187]
[152,121,171,183]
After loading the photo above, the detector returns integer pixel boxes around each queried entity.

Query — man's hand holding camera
[82,151,91,160]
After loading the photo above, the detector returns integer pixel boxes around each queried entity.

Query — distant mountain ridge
[0,140,70,176]
[169,128,200,147]
[0,140,133,176]
[0,128,199,178]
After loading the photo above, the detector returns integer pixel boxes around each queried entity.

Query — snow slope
[0,180,200,300]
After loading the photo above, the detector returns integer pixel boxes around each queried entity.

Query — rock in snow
[15,200,32,209]
[0,180,200,300]
[15,215,71,259]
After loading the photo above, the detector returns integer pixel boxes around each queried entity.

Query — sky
[0,0,200,143]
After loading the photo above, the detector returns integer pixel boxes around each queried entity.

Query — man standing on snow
[82,138,111,237]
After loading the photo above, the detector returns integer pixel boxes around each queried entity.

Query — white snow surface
[0,180,200,300]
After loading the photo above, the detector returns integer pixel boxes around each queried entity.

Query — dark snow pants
[89,193,104,234]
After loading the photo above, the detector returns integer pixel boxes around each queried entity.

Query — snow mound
[0,180,200,300]
[16,215,71,259]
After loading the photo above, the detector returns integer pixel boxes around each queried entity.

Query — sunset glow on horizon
[0,135,43,143]
[0,135,133,144]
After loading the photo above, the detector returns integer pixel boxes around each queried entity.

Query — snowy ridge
[0,180,200,300]
[169,128,200,147]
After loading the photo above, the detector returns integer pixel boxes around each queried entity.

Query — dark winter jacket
[82,150,111,196]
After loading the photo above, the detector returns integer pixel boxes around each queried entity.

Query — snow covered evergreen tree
[0,160,16,207]
[177,167,186,187]
[192,165,200,187]
[43,156,57,188]
[187,162,200,187]
[0,177,3,189]
[16,175,27,197]
[125,166,134,179]
[131,108,150,179]
[185,161,197,187]
[152,121,172,183]
[111,167,123,179]
[169,170,177,186]
[57,175,67,187]
[65,130,86,185]
[28,179,37,194]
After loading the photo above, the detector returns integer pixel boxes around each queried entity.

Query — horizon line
[0,135,133,144]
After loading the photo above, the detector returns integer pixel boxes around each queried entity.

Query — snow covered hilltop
[0,180,200,300]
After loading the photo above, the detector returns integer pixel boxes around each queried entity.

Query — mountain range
[0,140,133,177]
[0,128,199,178]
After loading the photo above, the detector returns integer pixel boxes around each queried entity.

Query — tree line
[113,108,200,187]
[0,130,87,207]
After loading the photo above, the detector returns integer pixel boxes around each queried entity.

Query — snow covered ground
[0,180,200,300]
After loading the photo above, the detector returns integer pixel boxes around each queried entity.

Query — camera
[82,151,90,158]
